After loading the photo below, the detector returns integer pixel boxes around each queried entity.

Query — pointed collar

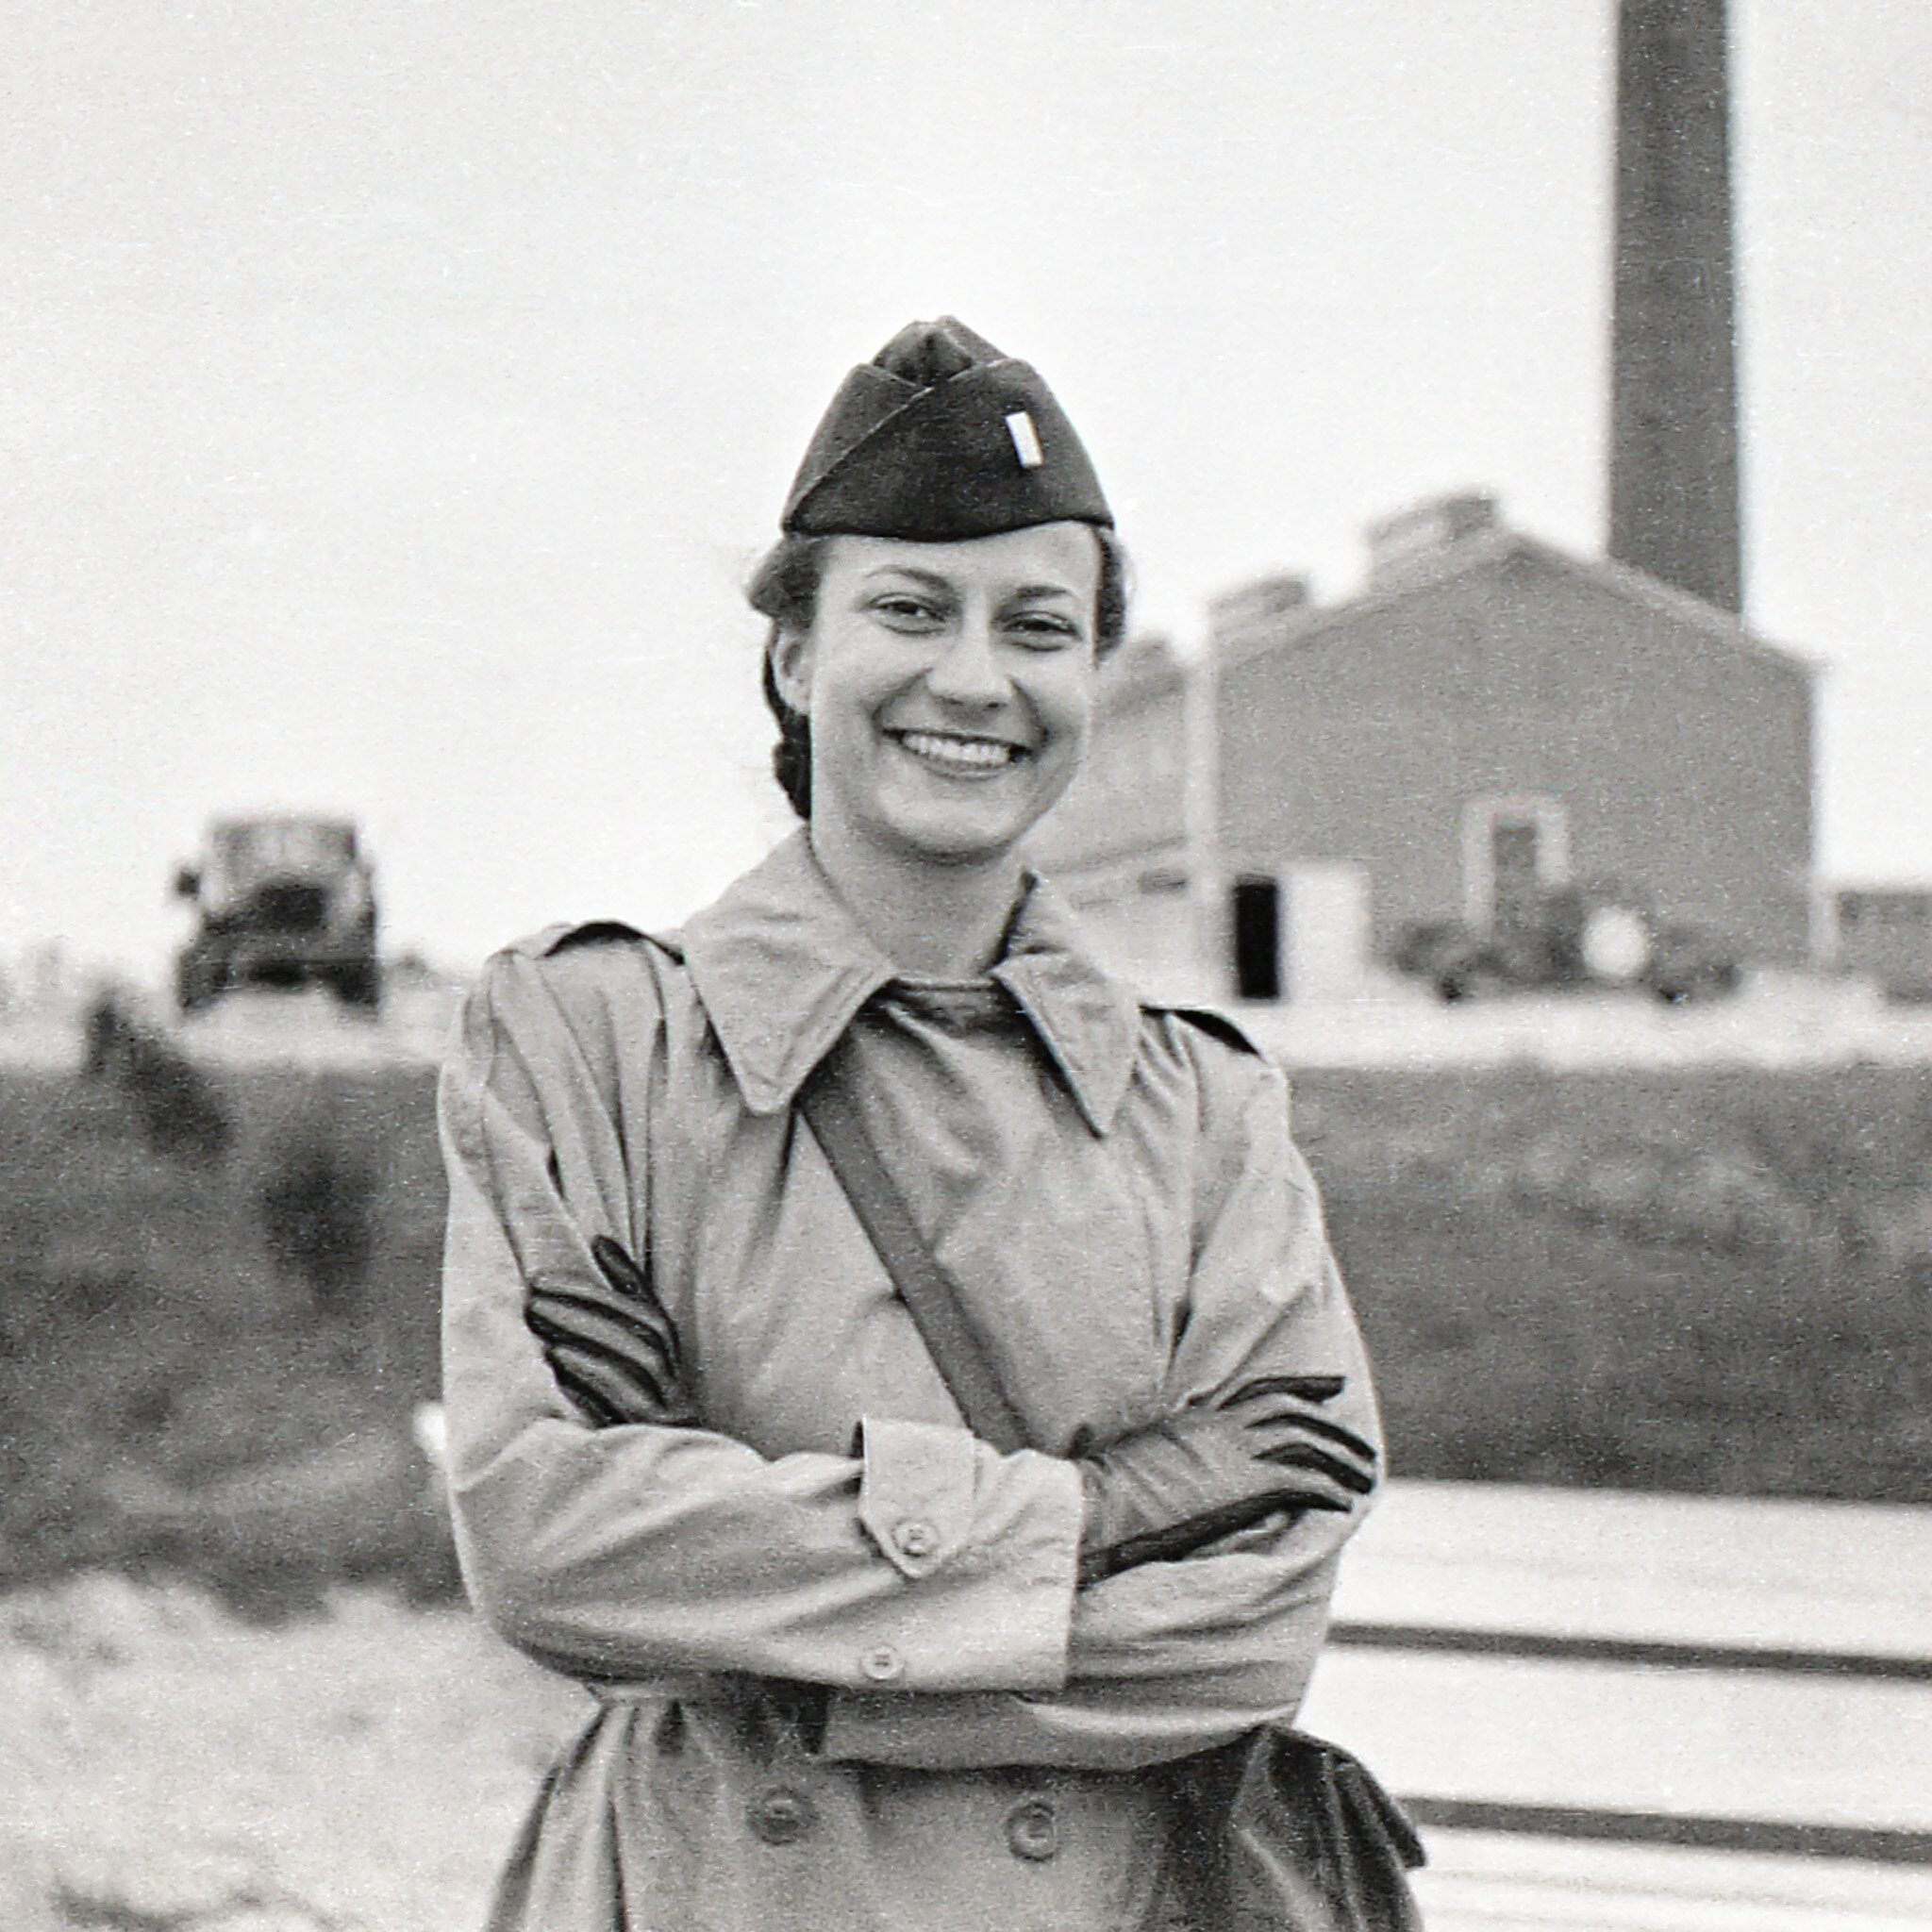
[672,832,1141,1132]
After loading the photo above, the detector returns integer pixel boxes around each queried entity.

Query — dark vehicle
[174,815,379,1012]
[1393,883,1740,1006]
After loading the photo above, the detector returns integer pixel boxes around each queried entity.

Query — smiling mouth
[891,729,1023,773]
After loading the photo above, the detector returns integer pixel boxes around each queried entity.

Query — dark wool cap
[781,318,1113,540]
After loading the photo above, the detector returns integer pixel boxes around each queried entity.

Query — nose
[923,614,1009,708]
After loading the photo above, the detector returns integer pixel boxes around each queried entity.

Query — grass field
[3,1050,1928,1607]
[1288,1065,1932,1506]
[0,1053,450,1609]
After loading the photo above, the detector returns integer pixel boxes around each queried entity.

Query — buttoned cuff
[857,1414,984,1579]
[848,1414,1083,1694]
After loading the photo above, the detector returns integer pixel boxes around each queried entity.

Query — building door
[1231,875,1281,1001]
[1462,795,1569,931]
[1491,818,1542,932]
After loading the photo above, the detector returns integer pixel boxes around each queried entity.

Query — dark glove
[524,1234,699,1429]
[1076,1374,1376,1586]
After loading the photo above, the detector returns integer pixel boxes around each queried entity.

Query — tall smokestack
[1609,0,1741,614]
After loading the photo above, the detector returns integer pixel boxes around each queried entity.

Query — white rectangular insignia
[1005,409,1044,469]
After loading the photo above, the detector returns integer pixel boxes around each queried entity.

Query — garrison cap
[781,317,1113,540]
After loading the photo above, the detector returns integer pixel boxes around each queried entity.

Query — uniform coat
[440,831,1381,1932]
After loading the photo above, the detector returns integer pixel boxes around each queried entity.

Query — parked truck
[174,815,379,1012]
[1392,881,1741,1006]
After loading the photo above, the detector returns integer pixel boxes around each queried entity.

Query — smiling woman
[439,319,1399,1932]
[765,523,1105,974]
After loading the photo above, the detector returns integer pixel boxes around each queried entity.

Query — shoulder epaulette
[1146,1002,1264,1058]
[503,920,688,963]
[502,919,645,959]
[543,919,646,954]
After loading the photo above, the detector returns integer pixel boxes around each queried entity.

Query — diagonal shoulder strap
[798,1062,1034,1456]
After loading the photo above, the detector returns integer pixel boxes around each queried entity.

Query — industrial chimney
[1608,0,1742,615]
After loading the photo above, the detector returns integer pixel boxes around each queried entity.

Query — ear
[769,625,815,716]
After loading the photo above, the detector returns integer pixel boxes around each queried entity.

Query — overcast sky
[7,0,1930,980]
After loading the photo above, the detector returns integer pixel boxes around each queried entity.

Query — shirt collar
[672,831,1141,1132]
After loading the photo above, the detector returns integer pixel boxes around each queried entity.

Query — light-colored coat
[440,832,1380,1932]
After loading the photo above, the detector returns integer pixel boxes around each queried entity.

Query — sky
[6,0,1931,983]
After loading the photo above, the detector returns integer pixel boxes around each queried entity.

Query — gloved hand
[1075,1375,1376,1586]
[524,1234,700,1429]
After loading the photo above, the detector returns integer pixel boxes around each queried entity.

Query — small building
[1834,888,1932,1002]
[1033,492,1819,1000]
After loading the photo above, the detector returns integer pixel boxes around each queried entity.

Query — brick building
[1031,493,1817,1000]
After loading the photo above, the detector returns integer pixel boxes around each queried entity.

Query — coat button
[747,1786,816,1845]
[893,1518,940,1559]
[860,1643,906,1682]
[1005,1797,1059,1861]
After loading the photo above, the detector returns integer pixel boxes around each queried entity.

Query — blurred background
[6,4,1931,1927]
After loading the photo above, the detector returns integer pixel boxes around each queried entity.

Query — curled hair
[747,525,1131,820]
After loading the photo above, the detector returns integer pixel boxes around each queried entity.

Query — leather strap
[798,1059,1033,1456]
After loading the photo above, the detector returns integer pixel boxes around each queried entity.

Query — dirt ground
[2,1574,584,1932]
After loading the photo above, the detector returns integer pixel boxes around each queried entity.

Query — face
[771,522,1103,873]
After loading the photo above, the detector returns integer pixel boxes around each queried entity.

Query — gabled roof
[1211,520,1821,681]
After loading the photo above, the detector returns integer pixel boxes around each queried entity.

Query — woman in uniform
[440,318,1389,1931]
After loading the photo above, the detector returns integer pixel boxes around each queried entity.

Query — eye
[1005,609,1084,650]
[868,592,944,629]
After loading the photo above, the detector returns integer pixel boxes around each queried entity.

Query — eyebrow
[860,567,1083,602]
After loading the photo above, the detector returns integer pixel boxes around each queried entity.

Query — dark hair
[747,525,1131,819]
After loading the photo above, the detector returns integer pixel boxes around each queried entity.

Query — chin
[855,786,1017,865]
[880,791,1049,861]
[888,823,1027,870]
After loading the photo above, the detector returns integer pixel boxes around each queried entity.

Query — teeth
[897,731,1016,769]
